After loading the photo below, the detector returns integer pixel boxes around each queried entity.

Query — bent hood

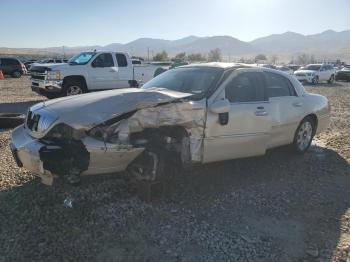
[38,88,192,129]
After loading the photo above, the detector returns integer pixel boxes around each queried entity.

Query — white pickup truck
[30,51,164,98]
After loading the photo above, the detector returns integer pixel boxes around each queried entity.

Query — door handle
[293,102,303,107]
[255,110,268,116]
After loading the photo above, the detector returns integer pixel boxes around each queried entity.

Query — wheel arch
[130,125,191,163]
[63,75,88,89]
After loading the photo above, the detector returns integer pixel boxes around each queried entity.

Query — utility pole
[147,47,150,62]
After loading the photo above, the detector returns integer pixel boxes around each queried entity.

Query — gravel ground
[0,76,349,261]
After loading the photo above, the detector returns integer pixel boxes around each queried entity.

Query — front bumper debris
[31,78,62,96]
[10,125,145,185]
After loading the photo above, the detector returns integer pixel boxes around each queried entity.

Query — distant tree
[269,54,278,64]
[296,53,316,65]
[238,57,246,63]
[153,51,168,61]
[172,52,187,62]
[187,53,206,61]
[208,48,222,62]
[255,54,267,62]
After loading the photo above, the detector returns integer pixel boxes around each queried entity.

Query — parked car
[335,65,350,81]
[24,59,37,70]
[0,57,26,77]
[287,65,300,72]
[11,63,330,186]
[276,65,294,75]
[29,51,164,98]
[259,64,277,69]
[294,64,336,84]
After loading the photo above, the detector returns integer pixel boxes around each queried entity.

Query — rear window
[264,72,296,98]
[116,54,128,67]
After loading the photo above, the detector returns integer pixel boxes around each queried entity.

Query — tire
[327,74,335,84]
[311,76,319,85]
[12,71,21,78]
[292,117,315,154]
[0,113,25,128]
[127,148,167,182]
[62,79,87,97]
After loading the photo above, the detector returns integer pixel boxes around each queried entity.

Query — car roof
[180,62,253,70]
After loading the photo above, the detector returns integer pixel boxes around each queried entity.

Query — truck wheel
[292,117,315,154]
[62,80,86,96]
[12,71,21,78]
[328,75,335,84]
[311,76,319,85]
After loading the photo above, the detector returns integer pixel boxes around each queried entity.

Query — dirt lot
[0,76,349,261]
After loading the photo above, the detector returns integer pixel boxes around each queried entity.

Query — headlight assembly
[26,108,58,137]
[47,70,61,80]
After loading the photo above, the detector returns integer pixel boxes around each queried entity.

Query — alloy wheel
[296,121,313,151]
[66,85,83,96]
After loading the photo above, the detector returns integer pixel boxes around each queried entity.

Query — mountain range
[1,29,350,61]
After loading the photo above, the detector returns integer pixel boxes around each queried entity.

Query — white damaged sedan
[11,63,330,185]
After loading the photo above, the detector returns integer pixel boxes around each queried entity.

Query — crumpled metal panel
[118,99,207,162]
[40,88,192,131]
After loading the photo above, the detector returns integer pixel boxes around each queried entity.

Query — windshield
[304,65,321,71]
[68,52,95,65]
[142,67,224,100]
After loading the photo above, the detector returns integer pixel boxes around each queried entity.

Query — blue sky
[1,0,349,48]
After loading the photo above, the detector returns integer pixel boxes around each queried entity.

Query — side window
[264,72,296,98]
[225,72,265,103]
[2,58,12,65]
[91,53,114,68]
[116,54,128,67]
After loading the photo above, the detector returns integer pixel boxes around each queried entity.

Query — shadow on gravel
[305,82,343,88]
[0,145,349,261]
[0,100,43,113]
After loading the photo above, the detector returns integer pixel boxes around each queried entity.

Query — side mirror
[210,99,230,114]
[210,99,230,125]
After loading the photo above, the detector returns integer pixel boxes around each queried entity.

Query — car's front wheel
[292,117,315,154]
[12,71,21,78]
[311,76,319,85]
[127,149,166,182]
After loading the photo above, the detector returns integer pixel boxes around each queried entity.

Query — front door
[203,70,272,163]
[88,53,118,90]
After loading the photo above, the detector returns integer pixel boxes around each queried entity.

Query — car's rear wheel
[328,74,335,84]
[62,80,86,96]
[292,117,315,154]
[12,71,21,78]
[311,76,319,85]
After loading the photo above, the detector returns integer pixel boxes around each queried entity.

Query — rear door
[203,69,272,163]
[88,53,118,90]
[262,71,303,148]
[115,53,132,88]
